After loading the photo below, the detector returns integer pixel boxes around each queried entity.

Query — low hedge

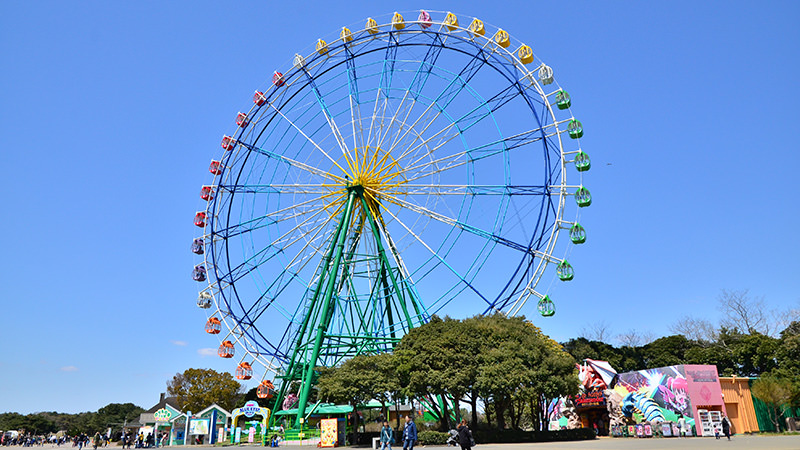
[417,431,449,445]
[473,427,595,443]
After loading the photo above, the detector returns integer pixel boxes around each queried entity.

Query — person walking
[721,415,731,440]
[456,420,473,450]
[379,422,394,450]
[677,415,686,438]
[402,415,417,450]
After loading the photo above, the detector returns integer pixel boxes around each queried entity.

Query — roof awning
[274,404,354,416]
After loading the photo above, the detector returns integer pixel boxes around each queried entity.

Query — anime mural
[613,365,694,429]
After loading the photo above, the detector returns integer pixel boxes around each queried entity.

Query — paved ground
[431,435,800,449]
[214,435,800,450]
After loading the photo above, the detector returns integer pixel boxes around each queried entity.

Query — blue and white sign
[241,401,260,418]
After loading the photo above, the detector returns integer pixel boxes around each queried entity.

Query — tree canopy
[316,314,578,431]
[166,368,243,413]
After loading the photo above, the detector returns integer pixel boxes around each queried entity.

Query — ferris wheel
[191,10,590,424]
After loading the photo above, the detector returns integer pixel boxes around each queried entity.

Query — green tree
[316,353,399,443]
[394,316,473,430]
[751,375,795,431]
[776,321,800,373]
[92,403,144,434]
[641,335,693,368]
[562,337,643,372]
[166,368,243,413]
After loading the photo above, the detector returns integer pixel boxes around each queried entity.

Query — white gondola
[538,64,554,85]
[197,291,212,309]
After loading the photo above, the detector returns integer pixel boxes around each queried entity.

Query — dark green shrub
[417,431,449,445]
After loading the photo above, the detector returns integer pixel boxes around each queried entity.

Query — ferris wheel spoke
[244,215,340,339]
[386,51,488,160]
[221,208,338,286]
[379,205,492,307]
[265,101,350,177]
[343,45,367,154]
[452,83,525,133]
[300,68,357,171]
[365,32,400,149]
[220,184,343,196]
[394,125,553,184]
[385,184,548,196]
[378,190,543,258]
[214,196,333,240]
[377,33,446,151]
[240,142,345,184]
[218,206,339,283]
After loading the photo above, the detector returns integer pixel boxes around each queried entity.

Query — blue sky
[1,1,798,415]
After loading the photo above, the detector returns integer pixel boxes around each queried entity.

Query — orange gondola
[218,340,235,358]
[257,380,276,399]
[235,362,253,380]
[205,317,221,334]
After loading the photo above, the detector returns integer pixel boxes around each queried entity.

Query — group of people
[379,416,474,450]
[121,432,166,448]
[0,434,110,449]
[676,414,732,440]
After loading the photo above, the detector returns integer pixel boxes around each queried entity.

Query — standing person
[402,415,417,450]
[379,422,394,450]
[456,420,473,450]
[721,415,731,440]
[92,433,100,450]
[682,416,692,438]
[676,415,686,438]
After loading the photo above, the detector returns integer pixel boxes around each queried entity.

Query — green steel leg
[294,189,358,426]
[362,197,417,331]
[269,201,349,428]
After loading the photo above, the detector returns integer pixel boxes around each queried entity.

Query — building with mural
[550,361,768,438]
[611,364,726,436]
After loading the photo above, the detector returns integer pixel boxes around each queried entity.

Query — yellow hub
[345,146,406,214]
[321,146,408,223]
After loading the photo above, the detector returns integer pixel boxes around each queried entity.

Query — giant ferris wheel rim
[194,10,588,380]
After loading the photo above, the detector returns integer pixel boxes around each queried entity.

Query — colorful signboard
[240,401,261,418]
[574,390,605,408]
[154,408,173,422]
[320,418,338,448]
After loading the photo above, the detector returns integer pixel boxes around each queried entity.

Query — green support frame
[269,186,426,429]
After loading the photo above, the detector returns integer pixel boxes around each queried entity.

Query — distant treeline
[0,403,143,436]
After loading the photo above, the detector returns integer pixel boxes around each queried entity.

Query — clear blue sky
[1,1,798,415]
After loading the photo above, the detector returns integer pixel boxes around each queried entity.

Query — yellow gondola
[316,39,328,55]
[468,18,485,36]
[518,45,533,64]
[340,27,353,43]
[444,12,458,31]
[392,12,405,30]
[493,29,510,48]
[366,17,379,34]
